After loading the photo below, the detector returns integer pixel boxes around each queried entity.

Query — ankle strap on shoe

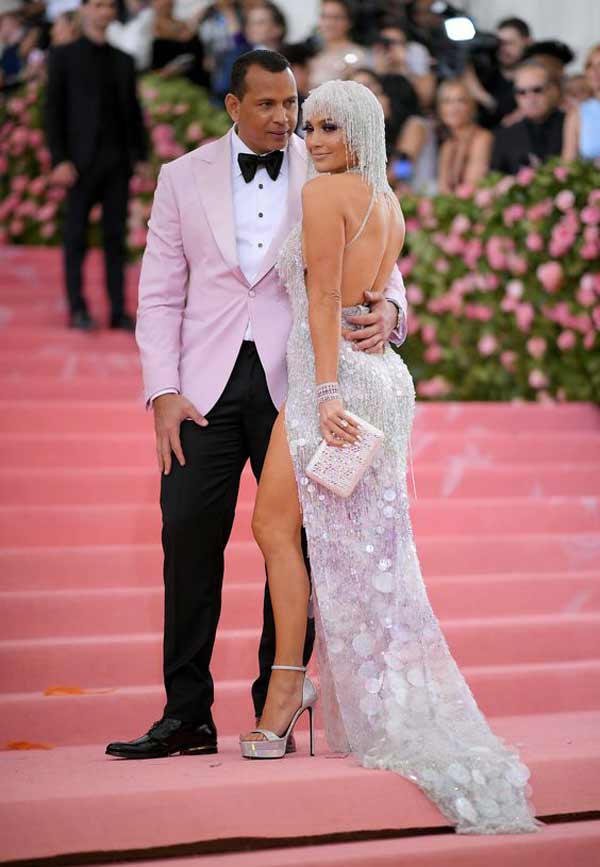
[271,665,307,672]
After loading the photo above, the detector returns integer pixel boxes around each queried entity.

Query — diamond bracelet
[316,382,341,404]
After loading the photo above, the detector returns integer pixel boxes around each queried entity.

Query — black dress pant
[160,342,315,729]
[63,151,129,318]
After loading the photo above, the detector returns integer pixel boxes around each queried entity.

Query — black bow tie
[238,150,284,183]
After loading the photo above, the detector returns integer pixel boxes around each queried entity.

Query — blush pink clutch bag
[306,411,384,498]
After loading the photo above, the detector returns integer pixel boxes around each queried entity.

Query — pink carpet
[1,246,599,865]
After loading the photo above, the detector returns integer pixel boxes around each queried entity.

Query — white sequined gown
[276,220,542,835]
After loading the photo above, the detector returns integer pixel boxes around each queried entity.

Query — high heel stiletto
[239,665,318,759]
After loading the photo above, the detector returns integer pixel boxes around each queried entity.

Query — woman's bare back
[302,173,405,309]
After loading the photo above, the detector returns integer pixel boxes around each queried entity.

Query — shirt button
[249,289,256,298]
[258,212,263,218]
[258,183,263,189]
[258,242,263,248]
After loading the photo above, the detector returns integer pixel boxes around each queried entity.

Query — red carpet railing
[1,77,599,402]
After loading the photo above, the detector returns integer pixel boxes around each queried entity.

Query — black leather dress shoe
[255,718,296,753]
[110,313,136,332]
[69,311,98,331]
[105,718,217,759]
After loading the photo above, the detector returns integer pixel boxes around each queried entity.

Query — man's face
[514,66,556,121]
[497,26,529,69]
[225,65,298,154]
[83,0,116,32]
[379,28,407,69]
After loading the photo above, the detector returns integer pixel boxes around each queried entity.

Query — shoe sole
[105,745,218,759]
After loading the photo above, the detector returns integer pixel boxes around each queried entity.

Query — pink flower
[581,206,600,225]
[417,198,434,219]
[435,258,450,273]
[529,369,549,389]
[37,202,57,222]
[588,190,600,206]
[11,175,28,193]
[9,218,24,236]
[451,214,471,234]
[554,166,570,182]
[517,166,535,186]
[527,198,553,221]
[474,188,494,208]
[555,189,575,212]
[28,129,44,148]
[515,303,535,333]
[526,232,544,252]
[495,176,515,196]
[40,221,56,239]
[508,254,527,275]
[424,344,442,363]
[406,284,423,305]
[557,330,576,350]
[503,204,525,226]
[478,334,498,356]
[28,176,47,197]
[537,262,563,293]
[186,122,204,142]
[500,350,517,371]
[527,336,547,359]
[90,204,102,223]
[584,332,596,349]
[581,243,599,260]
[417,376,451,398]
[506,279,524,299]
[129,227,148,248]
[577,283,596,306]
[464,304,493,321]
[421,323,437,344]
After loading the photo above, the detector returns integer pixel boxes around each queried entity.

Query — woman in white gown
[239,79,543,836]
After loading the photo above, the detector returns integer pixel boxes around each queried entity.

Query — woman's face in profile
[303,115,353,173]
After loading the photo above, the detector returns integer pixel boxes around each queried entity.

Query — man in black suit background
[44,0,148,331]
[490,60,564,176]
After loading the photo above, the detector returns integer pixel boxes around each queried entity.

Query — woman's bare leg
[243,409,310,741]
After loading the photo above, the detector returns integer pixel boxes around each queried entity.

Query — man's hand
[153,394,208,475]
[51,161,78,187]
[342,290,397,354]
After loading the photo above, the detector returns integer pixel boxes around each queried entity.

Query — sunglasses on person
[515,85,547,96]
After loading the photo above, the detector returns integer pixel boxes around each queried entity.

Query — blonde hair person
[437,78,493,194]
[562,44,600,162]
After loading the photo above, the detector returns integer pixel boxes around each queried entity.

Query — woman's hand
[319,399,361,448]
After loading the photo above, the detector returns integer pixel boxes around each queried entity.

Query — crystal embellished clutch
[306,411,384,498]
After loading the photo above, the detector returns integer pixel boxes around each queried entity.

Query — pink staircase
[1,246,599,866]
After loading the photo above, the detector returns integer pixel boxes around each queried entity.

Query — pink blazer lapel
[250,134,308,288]
[191,130,248,284]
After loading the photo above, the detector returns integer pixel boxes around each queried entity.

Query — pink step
[2,661,599,745]
[2,614,599,694]
[136,821,600,867]
[0,376,144,401]
[3,464,600,506]
[2,574,598,640]
[0,353,141,377]
[1,498,598,548]
[0,711,598,862]
[2,535,600,592]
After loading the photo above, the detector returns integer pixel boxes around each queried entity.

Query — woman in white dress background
[239,78,543,837]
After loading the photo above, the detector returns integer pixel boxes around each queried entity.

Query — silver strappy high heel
[239,665,318,759]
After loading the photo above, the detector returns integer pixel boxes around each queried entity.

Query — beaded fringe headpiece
[302,79,391,195]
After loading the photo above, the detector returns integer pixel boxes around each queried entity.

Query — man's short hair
[497,17,531,39]
[514,59,550,82]
[229,49,291,99]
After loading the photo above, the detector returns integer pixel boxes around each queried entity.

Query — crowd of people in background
[1,0,600,197]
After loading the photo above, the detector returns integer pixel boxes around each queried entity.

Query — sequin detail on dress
[276,219,542,835]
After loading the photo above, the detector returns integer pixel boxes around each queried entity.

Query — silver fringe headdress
[302,79,391,195]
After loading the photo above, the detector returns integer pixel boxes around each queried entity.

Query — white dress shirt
[230,126,289,340]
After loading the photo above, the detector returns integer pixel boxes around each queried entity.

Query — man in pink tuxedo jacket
[106,50,407,760]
